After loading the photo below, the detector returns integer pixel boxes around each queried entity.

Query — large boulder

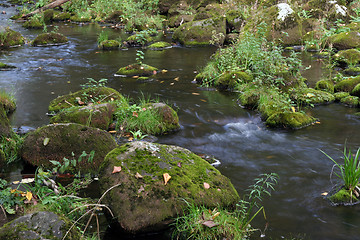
[50,103,117,130]
[48,87,127,113]
[330,31,360,50]
[21,123,117,173]
[0,211,80,240]
[334,76,360,93]
[115,63,158,76]
[99,141,239,233]
[32,32,68,46]
[172,16,226,46]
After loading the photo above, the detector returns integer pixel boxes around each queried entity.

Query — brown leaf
[192,92,200,95]
[135,172,143,179]
[132,111,138,117]
[204,182,210,189]
[202,220,218,228]
[112,166,122,174]
[212,212,220,219]
[163,173,171,185]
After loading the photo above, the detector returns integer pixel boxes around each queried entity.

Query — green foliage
[97,31,108,45]
[0,178,23,214]
[81,78,108,89]
[49,150,95,174]
[172,173,278,239]
[135,50,145,65]
[129,130,148,140]
[80,78,110,104]
[0,134,23,164]
[321,145,360,202]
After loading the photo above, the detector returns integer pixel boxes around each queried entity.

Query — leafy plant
[97,30,108,45]
[130,130,148,140]
[321,145,360,201]
[135,49,145,65]
[81,78,108,89]
[0,178,24,215]
[49,150,95,174]
[0,133,23,164]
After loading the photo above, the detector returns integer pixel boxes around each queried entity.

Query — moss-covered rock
[226,9,245,33]
[335,49,360,66]
[334,91,350,101]
[23,15,43,29]
[32,32,68,46]
[315,79,334,93]
[330,31,360,50]
[125,31,162,46]
[53,12,71,21]
[116,63,158,76]
[334,76,360,92]
[43,9,55,24]
[172,16,226,46]
[0,28,25,49]
[340,95,359,107]
[215,71,252,90]
[344,66,360,76]
[351,83,360,97]
[328,188,359,205]
[168,14,194,28]
[0,211,80,240]
[147,41,172,50]
[145,103,180,134]
[48,87,126,113]
[0,62,16,70]
[98,40,120,50]
[21,123,117,173]
[50,103,117,130]
[290,88,335,106]
[98,141,240,233]
[0,108,11,137]
[70,13,91,22]
[266,111,316,129]
[238,86,262,109]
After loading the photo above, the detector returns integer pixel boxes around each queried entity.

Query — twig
[64,100,74,106]
[99,92,115,103]
[0,205,7,220]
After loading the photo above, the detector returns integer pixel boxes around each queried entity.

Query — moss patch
[32,32,68,46]
[98,40,120,50]
[0,62,16,70]
[215,71,252,90]
[335,49,360,66]
[0,28,24,49]
[266,111,316,129]
[330,31,360,50]
[334,76,360,93]
[48,87,126,113]
[53,12,71,21]
[315,80,334,93]
[340,95,359,107]
[328,188,359,205]
[351,83,360,97]
[290,88,335,106]
[334,91,350,101]
[116,63,158,76]
[99,141,239,233]
[148,41,172,50]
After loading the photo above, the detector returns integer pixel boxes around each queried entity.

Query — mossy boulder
[98,40,120,50]
[266,111,316,129]
[351,83,360,97]
[238,86,262,109]
[330,31,360,50]
[328,188,359,205]
[334,91,350,101]
[340,95,359,107]
[48,87,126,113]
[0,93,16,115]
[116,63,158,76]
[43,9,55,24]
[172,16,226,46]
[226,9,245,33]
[145,103,180,134]
[335,49,360,66]
[0,108,11,137]
[53,12,71,21]
[98,141,240,233]
[32,32,68,46]
[70,14,91,22]
[0,62,16,70]
[214,71,252,90]
[0,211,80,240]
[148,41,172,50]
[50,103,117,130]
[315,80,334,93]
[21,123,117,173]
[334,76,360,92]
[0,28,24,49]
[344,67,360,76]
[168,14,194,28]
[125,31,161,46]
[23,16,43,29]
[290,88,335,106]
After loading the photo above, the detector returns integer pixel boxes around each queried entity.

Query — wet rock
[340,95,359,107]
[50,102,117,130]
[145,102,180,134]
[0,211,80,239]
[335,49,360,67]
[53,11,71,21]
[147,41,172,50]
[330,31,360,50]
[32,32,68,46]
[23,15,44,29]
[116,63,158,77]
[266,111,316,129]
[21,123,117,173]
[290,88,335,105]
[48,87,127,113]
[98,141,239,233]
[98,39,120,50]
[0,28,24,49]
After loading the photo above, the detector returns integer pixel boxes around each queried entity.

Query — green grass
[0,133,23,164]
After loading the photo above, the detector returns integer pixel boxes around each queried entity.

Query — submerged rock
[50,103,117,130]
[32,32,68,46]
[116,63,158,76]
[21,123,117,173]
[0,211,80,239]
[99,141,239,233]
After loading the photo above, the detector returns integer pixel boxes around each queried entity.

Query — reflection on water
[1,3,360,239]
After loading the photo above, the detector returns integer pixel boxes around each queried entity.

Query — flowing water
[1,3,360,240]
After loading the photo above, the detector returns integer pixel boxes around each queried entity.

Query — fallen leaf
[153,70,157,75]
[321,192,328,196]
[108,130,117,133]
[174,77,179,81]
[204,182,210,189]
[163,173,171,185]
[212,212,220,219]
[306,93,315,98]
[112,166,122,174]
[316,121,321,124]
[20,178,35,184]
[177,162,182,168]
[202,220,218,228]
[135,172,143,179]
[25,191,32,201]
[43,138,50,146]
[12,181,20,184]
[200,99,207,102]
[160,81,164,83]
[266,155,275,159]
[291,106,296,113]
[161,69,168,73]
[170,82,174,85]
[132,76,139,79]
[138,185,145,194]
[133,111,138,117]
[192,92,200,95]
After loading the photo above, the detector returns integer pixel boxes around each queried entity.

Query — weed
[97,31,108,45]
[0,134,23,164]
[135,49,145,65]
[130,129,148,140]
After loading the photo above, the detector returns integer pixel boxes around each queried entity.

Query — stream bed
[1,2,360,240]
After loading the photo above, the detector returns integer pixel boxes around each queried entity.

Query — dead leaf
[108,130,117,133]
[321,192,328,196]
[192,92,200,95]
[316,121,321,124]
[160,81,164,83]
[161,69,168,73]
[25,191,32,201]
[43,137,50,146]
[138,185,145,193]
[200,99,207,102]
[170,82,174,85]
[163,173,171,185]
[112,166,122,174]
[174,77,179,81]
[132,76,139,79]
[212,212,220,219]
[133,111,138,117]
[202,220,218,228]
[204,182,210,189]
[135,172,143,179]
[153,70,157,75]
[291,106,296,113]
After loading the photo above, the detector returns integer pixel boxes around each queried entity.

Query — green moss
[126,32,154,46]
[334,76,360,92]
[329,188,358,204]
[351,83,360,97]
[266,111,315,129]
[70,14,91,22]
[0,108,11,137]
[0,62,16,69]
[23,15,43,29]
[238,86,262,109]
[334,91,350,101]
[48,87,127,113]
[340,95,359,107]
[335,49,360,66]
[99,40,120,50]
[290,88,335,106]
[215,71,252,90]
[32,32,68,46]
[330,31,360,50]
[53,12,71,21]
[344,67,360,76]
[258,88,293,120]
[116,63,158,76]
[0,28,25,49]
[148,41,172,50]
[43,9,55,24]
[315,80,334,93]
